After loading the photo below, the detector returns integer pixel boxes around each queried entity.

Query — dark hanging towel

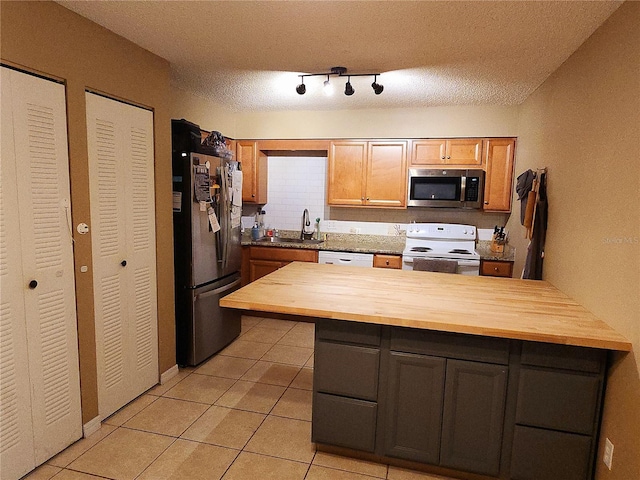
[516,169,535,225]
[523,171,547,280]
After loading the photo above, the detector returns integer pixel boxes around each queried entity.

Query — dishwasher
[318,251,374,267]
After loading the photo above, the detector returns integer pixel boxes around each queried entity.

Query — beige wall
[1,1,176,423]
[171,86,237,137]
[505,2,640,478]
[234,105,519,139]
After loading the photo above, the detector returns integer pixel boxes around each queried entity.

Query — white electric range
[402,223,480,275]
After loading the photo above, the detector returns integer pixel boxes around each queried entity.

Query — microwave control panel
[465,177,480,201]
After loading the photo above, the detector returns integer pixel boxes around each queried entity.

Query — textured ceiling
[57,1,622,112]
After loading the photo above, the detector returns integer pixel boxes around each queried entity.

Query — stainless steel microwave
[407,168,484,208]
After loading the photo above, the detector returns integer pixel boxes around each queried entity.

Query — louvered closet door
[1,67,81,479]
[86,93,158,419]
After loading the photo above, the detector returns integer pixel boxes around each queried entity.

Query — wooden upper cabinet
[328,140,407,208]
[411,139,483,166]
[483,138,516,212]
[366,142,407,207]
[328,141,367,206]
[237,140,267,204]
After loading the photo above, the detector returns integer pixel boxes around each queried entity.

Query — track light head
[323,76,333,95]
[296,77,306,95]
[371,75,384,95]
[344,78,355,96]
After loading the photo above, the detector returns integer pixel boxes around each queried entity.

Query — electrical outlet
[603,438,614,470]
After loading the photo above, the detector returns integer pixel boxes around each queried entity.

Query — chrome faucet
[300,208,311,239]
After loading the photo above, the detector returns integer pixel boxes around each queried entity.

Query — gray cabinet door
[312,392,378,452]
[440,359,507,476]
[510,425,592,480]
[384,352,446,464]
[314,341,380,401]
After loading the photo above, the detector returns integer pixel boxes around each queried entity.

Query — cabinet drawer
[249,246,318,262]
[373,254,402,269]
[516,367,601,435]
[510,425,591,480]
[521,342,605,374]
[316,319,381,346]
[312,392,377,452]
[480,260,513,277]
[315,341,380,401]
[391,328,509,365]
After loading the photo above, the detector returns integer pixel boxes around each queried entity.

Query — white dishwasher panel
[318,251,374,268]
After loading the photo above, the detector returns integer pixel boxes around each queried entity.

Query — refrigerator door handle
[195,277,242,300]
[221,162,231,271]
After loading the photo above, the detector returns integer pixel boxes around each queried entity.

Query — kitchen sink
[255,237,324,245]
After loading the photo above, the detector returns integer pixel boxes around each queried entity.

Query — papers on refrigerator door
[231,205,241,228]
[232,169,243,207]
[207,206,221,233]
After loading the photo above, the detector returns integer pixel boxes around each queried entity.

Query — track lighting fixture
[371,75,384,95]
[295,66,383,97]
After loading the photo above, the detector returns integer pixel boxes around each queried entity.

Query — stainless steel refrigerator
[172,122,242,365]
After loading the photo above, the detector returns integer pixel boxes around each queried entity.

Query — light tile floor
[26,316,456,480]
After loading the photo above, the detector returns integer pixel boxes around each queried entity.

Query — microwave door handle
[460,176,467,202]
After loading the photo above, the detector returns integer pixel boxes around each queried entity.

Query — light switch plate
[603,438,614,470]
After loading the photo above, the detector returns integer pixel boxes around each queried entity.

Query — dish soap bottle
[315,218,321,240]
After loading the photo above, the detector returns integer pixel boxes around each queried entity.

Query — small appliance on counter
[490,226,507,253]
[402,223,480,275]
[172,119,242,366]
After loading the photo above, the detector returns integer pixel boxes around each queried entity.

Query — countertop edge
[220,297,632,352]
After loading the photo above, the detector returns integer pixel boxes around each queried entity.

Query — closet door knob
[121,260,127,267]
[29,280,38,289]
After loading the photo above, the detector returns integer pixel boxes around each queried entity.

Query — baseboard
[160,364,179,384]
[82,416,102,438]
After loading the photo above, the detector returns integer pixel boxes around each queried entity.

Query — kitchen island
[220,262,631,480]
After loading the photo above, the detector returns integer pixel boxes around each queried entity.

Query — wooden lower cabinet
[242,246,318,284]
[373,254,402,269]
[249,259,282,282]
[481,259,514,277]
[312,319,607,480]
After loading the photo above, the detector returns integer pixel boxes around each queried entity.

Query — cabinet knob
[494,267,499,271]
[484,201,489,204]
[361,197,364,200]
[29,280,38,289]
[252,194,255,198]
[447,156,451,159]
[121,260,127,267]
[385,260,390,265]
[366,197,370,201]
[441,156,445,159]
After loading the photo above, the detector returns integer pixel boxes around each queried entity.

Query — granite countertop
[243,231,515,261]
[242,231,406,255]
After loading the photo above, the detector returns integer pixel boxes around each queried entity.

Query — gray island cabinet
[312,319,607,480]
[219,263,631,480]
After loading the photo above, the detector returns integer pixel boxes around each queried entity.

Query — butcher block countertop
[220,262,632,352]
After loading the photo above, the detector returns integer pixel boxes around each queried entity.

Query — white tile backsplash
[263,156,327,231]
